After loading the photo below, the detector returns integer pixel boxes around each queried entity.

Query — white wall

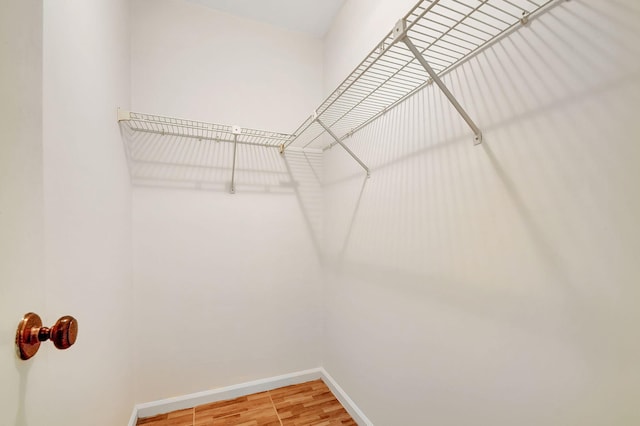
[322,1,640,425]
[130,0,324,403]
[132,175,323,402]
[132,0,323,133]
[323,0,414,93]
[1,1,133,424]
[42,0,133,424]
[0,1,47,424]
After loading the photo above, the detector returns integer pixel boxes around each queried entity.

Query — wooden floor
[137,379,357,426]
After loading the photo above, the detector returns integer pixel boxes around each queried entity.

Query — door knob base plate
[16,312,43,360]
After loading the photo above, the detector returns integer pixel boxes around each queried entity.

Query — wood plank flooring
[137,379,357,426]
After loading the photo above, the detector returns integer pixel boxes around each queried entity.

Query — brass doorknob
[49,315,78,349]
[15,313,78,360]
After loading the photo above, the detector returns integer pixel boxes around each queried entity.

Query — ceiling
[186,0,346,38]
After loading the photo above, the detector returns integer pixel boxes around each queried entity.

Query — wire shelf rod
[402,0,445,37]
[320,0,554,150]
[321,63,425,131]
[412,21,485,48]
[121,111,293,147]
[118,109,297,193]
[286,0,554,151]
[449,1,514,28]
[317,13,479,134]
[124,127,284,148]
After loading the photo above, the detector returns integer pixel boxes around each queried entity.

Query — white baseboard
[134,368,322,420]
[127,406,138,426]
[319,367,373,426]
[128,367,373,426]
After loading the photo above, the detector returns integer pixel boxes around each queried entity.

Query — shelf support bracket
[230,125,241,194]
[316,117,370,178]
[117,108,131,122]
[396,20,483,145]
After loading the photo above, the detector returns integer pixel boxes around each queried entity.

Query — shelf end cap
[117,108,131,122]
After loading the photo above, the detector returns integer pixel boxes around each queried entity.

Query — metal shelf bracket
[398,22,483,145]
[230,125,241,194]
[392,19,407,42]
[316,118,370,178]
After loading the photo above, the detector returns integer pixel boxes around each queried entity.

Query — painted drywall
[130,0,324,403]
[0,0,47,424]
[131,0,323,133]
[42,0,133,424]
[1,0,134,424]
[322,0,415,94]
[186,0,346,38]
[322,1,640,425]
[132,171,324,402]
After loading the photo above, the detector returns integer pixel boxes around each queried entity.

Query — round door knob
[16,313,79,360]
[50,315,78,349]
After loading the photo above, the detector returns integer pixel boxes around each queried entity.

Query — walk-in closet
[2,0,639,425]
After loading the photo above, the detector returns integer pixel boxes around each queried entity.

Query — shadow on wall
[324,0,640,354]
[13,356,30,426]
[282,150,324,260]
[321,3,640,423]
[119,124,325,259]
[119,124,284,193]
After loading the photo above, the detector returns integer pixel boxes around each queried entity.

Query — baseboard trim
[319,367,373,426]
[134,368,323,420]
[127,406,138,426]
[129,367,373,425]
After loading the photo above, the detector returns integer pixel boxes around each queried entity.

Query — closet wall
[130,0,325,403]
[0,0,133,424]
[322,1,640,425]
[0,0,46,424]
[42,0,135,424]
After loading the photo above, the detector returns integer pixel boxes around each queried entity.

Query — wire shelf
[118,0,559,185]
[121,111,294,148]
[287,0,554,150]
[118,110,298,192]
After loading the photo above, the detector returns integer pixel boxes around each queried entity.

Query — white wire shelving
[118,0,561,188]
[119,110,293,148]
[285,0,556,174]
[118,110,295,193]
